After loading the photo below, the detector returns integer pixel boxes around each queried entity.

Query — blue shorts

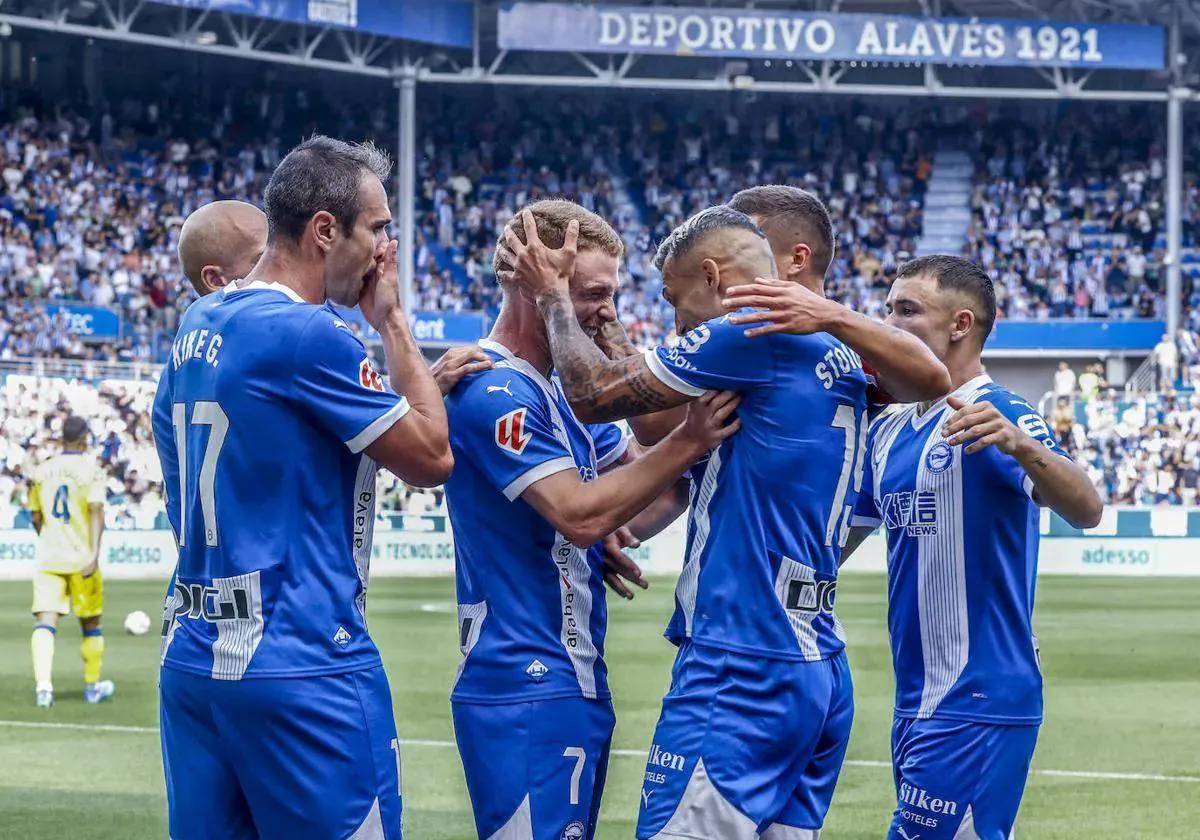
[636,642,854,840]
[160,665,402,840]
[452,696,616,840]
[888,717,1040,840]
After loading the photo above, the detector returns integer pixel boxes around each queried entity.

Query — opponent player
[445,199,739,840]
[27,415,113,707]
[741,255,1102,839]
[153,136,450,840]
[504,206,950,838]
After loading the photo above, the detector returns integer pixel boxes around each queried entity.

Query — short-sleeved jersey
[444,340,629,703]
[152,281,410,681]
[646,312,871,662]
[29,452,107,573]
[852,374,1063,724]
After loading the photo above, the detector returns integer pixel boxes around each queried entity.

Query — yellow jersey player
[27,415,114,707]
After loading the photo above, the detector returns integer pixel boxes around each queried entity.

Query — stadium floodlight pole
[1167,0,1184,338]
[395,63,418,314]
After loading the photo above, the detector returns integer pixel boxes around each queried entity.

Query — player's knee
[80,615,102,632]
[34,612,60,629]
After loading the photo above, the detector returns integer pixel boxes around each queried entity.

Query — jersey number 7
[171,401,230,548]
[826,404,868,549]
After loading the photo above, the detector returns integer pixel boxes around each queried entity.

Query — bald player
[178,200,268,295]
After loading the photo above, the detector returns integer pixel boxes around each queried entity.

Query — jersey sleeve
[644,313,775,395]
[589,422,631,471]
[291,309,411,454]
[87,462,107,505]
[850,427,882,529]
[975,389,1067,501]
[453,372,578,502]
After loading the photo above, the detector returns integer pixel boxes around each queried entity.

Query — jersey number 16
[171,401,229,548]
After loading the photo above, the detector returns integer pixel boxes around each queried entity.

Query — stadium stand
[3,91,1200,511]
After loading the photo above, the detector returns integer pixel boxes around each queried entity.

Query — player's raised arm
[503,210,692,423]
[943,395,1103,529]
[722,278,951,402]
[521,390,740,547]
[359,240,453,486]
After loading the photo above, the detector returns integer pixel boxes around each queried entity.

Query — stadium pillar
[396,66,418,313]
[1167,88,1183,338]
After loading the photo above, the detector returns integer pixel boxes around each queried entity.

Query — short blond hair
[492,199,623,278]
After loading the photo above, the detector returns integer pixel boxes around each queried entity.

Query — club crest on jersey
[560,821,586,840]
[495,407,532,454]
[359,358,385,392]
[925,441,953,474]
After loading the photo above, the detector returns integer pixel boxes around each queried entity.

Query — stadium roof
[1,0,1197,100]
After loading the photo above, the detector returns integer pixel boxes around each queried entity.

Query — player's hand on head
[431,346,494,396]
[360,239,403,331]
[676,389,742,455]
[943,396,1024,456]
[722,277,837,338]
[601,526,648,601]
[502,210,577,300]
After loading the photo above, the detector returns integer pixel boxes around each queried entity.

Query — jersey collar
[235,280,306,303]
[912,373,993,430]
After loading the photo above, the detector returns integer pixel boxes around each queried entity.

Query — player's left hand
[601,526,648,600]
[80,557,99,579]
[502,210,578,300]
[721,278,841,337]
[431,346,493,396]
[359,239,403,331]
[942,396,1025,456]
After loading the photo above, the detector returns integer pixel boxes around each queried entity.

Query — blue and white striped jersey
[152,282,408,680]
[647,312,871,662]
[444,340,629,704]
[852,374,1062,724]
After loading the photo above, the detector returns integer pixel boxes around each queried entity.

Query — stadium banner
[331,307,490,348]
[147,0,474,48]
[497,4,1165,71]
[33,304,122,341]
[988,319,1165,353]
[2,528,1198,581]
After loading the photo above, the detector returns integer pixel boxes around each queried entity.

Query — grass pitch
[0,573,1197,838]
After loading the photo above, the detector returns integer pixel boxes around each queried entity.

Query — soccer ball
[124,610,152,636]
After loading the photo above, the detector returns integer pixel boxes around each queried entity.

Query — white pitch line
[3,721,1197,784]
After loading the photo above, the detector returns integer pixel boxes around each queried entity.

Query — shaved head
[178,201,268,295]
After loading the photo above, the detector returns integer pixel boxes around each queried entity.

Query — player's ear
[199,265,226,294]
[311,211,337,253]
[701,258,720,290]
[789,243,812,278]
[950,308,976,344]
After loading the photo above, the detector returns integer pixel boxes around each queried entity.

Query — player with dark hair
[503,204,950,839]
[749,253,1102,840]
[153,136,451,840]
[445,199,740,840]
[27,414,112,707]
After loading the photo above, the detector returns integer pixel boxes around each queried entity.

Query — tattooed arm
[594,321,688,445]
[539,290,693,423]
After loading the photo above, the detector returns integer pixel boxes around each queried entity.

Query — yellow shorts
[32,570,104,619]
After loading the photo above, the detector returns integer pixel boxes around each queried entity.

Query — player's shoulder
[449,363,548,416]
[970,381,1038,414]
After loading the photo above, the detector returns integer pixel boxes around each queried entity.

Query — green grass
[0,573,1198,838]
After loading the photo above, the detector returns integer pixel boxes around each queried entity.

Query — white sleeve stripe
[1022,474,1039,504]
[644,349,706,397]
[596,434,631,471]
[850,514,883,529]
[503,457,577,502]
[345,398,412,454]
